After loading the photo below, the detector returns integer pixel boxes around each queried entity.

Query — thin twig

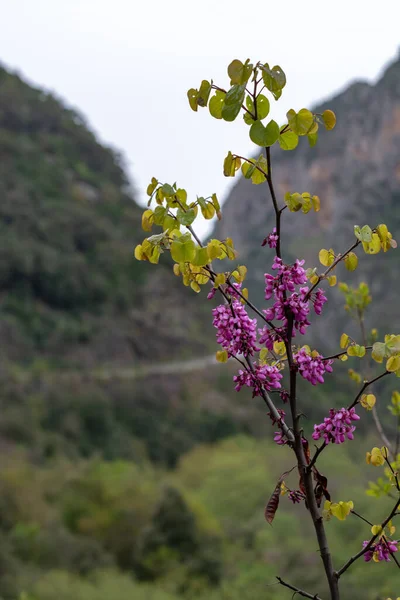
[276,577,324,599]
[348,371,391,410]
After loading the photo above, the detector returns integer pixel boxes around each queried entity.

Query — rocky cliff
[215,55,400,348]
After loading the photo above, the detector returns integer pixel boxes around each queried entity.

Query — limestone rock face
[215,58,400,348]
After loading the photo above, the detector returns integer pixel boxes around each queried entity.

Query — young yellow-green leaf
[134,244,143,260]
[162,215,177,231]
[340,333,350,349]
[173,263,180,276]
[146,177,158,197]
[223,151,241,177]
[344,252,358,271]
[366,447,385,466]
[261,64,286,100]
[190,281,201,293]
[207,240,225,260]
[141,239,162,264]
[170,237,196,263]
[387,355,400,372]
[319,248,335,267]
[209,90,226,119]
[308,132,318,147]
[361,394,376,411]
[311,195,320,212]
[197,80,212,107]
[362,232,381,254]
[142,209,154,232]
[201,202,215,220]
[211,193,221,213]
[330,501,354,521]
[371,342,386,363]
[192,247,210,267]
[371,524,383,536]
[322,109,336,130]
[287,108,314,136]
[216,350,228,363]
[213,272,226,287]
[347,344,366,357]
[187,88,199,112]
[279,130,299,150]
[327,275,337,287]
[237,265,247,281]
[284,192,302,212]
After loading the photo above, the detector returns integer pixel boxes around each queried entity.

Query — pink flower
[363,538,398,562]
[312,407,360,444]
[212,301,258,357]
[295,348,333,385]
[233,363,282,397]
[261,227,279,249]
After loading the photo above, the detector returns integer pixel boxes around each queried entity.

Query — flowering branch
[336,495,400,578]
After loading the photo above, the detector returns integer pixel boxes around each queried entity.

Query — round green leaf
[209,91,225,119]
[287,108,315,136]
[279,130,298,150]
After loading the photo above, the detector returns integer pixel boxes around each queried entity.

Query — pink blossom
[312,407,360,444]
[295,348,333,385]
[212,301,258,357]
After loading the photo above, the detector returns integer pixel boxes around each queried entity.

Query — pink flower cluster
[262,258,327,338]
[233,363,282,397]
[295,348,333,385]
[262,227,279,249]
[363,538,398,562]
[312,407,360,444]
[212,301,258,357]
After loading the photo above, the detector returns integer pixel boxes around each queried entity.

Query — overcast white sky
[1,0,400,237]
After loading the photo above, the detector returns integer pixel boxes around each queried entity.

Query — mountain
[214,54,400,349]
[0,63,213,368]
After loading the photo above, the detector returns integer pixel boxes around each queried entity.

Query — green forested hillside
[0,62,398,600]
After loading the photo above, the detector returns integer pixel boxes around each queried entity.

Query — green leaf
[279,130,299,150]
[176,208,196,226]
[197,80,212,107]
[344,252,358,271]
[170,236,196,263]
[287,108,315,136]
[162,183,175,196]
[228,59,253,85]
[187,88,198,112]
[256,94,270,119]
[249,119,279,147]
[222,84,246,122]
[192,247,210,267]
[359,225,373,242]
[209,90,226,119]
[261,64,286,100]
[153,206,168,225]
[241,154,268,184]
